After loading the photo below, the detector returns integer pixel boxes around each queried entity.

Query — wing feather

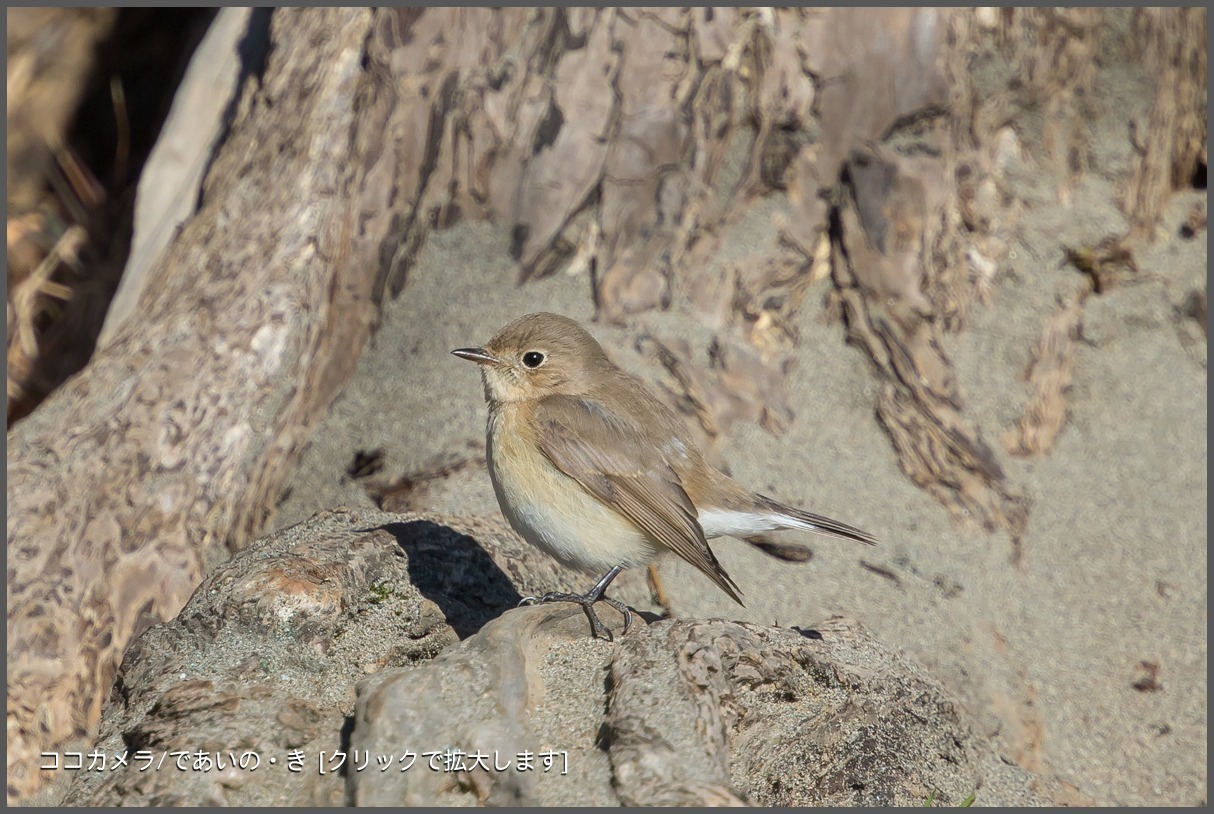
[535,395,743,604]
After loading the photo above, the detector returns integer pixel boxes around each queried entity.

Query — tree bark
[6,9,396,800]
[1,9,975,797]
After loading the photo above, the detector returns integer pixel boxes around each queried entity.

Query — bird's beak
[451,347,500,366]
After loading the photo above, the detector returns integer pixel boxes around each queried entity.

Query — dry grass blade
[6,224,87,416]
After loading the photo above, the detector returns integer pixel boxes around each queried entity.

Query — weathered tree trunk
[6,9,398,800]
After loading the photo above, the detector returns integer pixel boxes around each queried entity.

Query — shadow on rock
[370,519,524,638]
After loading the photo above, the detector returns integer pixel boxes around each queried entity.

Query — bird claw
[515,587,634,641]
[598,595,634,633]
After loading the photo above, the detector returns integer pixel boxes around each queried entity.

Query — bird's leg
[518,565,634,641]
[646,562,673,618]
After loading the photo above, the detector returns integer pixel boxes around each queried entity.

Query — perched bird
[453,312,877,640]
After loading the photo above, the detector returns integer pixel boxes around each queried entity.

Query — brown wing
[535,395,743,604]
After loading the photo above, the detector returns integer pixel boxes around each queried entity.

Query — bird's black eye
[522,351,545,368]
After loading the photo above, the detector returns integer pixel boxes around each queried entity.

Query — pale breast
[486,407,660,574]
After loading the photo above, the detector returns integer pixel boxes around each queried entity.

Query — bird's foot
[518,566,634,641]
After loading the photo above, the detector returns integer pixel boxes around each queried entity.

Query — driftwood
[7,8,1203,803]
[62,508,1057,806]
[7,9,395,800]
[57,509,588,806]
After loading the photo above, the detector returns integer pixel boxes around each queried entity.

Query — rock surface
[63,507,1055,806]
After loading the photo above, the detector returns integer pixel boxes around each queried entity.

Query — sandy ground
[274,57,1206,810]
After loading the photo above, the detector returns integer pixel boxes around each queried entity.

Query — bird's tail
[758,495,879,546]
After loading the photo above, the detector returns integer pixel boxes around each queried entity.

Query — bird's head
[452,312,612,405]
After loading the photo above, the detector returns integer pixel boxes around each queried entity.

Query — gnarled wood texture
[7,8,1201,802]
[6,9,394,800]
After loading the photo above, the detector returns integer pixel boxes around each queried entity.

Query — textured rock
[60,507,593,806]
[350,606,1054,807]
[349,604,623,807]
[58,506,1055,806]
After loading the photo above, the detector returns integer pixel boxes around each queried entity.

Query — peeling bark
[7,9,394,800]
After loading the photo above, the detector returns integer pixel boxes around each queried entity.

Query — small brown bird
[453,312,876,640]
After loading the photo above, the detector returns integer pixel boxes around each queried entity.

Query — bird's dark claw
[516,566,634,640]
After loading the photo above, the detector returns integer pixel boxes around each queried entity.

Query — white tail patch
[698,508,790,538]
[699,504,876,545]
